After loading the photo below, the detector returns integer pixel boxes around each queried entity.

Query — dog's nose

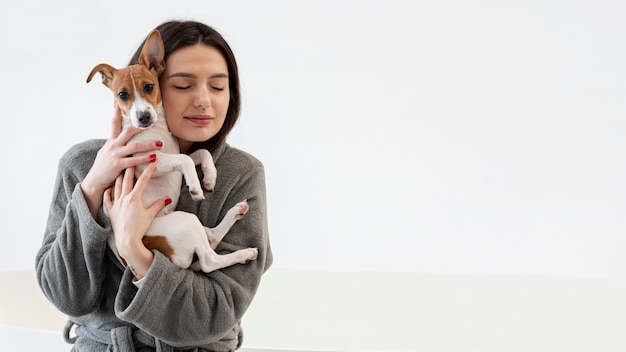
[138,111,152,125]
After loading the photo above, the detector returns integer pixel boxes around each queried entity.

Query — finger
[116,125,143,146]
[132,160,157,196]
[109,106,123,139]
[112,153,158,172]
[103,188,113,212]
[121,167,135,195]
[114,172,124,199]
[122,141,163,159]
[148,197,172,218]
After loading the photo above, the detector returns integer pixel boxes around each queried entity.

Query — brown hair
[129,20,241,154]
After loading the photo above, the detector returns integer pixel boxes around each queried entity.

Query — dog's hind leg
[188,149,217,192]
[205,200,249,249]
[190,247,258,272]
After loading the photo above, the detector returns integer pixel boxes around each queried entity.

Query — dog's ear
[87,64,116,88]
[140,30,165,75]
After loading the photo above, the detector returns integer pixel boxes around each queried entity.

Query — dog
[87,30,258,273]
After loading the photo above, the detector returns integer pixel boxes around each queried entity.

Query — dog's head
[87,30,165,129]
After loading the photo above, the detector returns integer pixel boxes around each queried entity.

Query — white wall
[1,0,624,280]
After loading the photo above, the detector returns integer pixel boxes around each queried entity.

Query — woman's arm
[35,108,165,316]
[35,141,113,316]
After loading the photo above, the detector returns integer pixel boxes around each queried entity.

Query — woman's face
[160,43,230,153]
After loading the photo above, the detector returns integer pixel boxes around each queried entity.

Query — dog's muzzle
[135,110,156,129]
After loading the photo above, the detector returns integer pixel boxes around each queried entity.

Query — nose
[138,110,152,125]
[194,86,211,111]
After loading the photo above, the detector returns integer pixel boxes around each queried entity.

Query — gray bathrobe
[35,139,273,351]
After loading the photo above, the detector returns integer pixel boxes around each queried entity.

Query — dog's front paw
[188,186,205,201]
[202,164,217,192]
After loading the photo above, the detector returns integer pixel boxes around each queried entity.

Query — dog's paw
[240,248,258,263]
[235,200,249,219]
[202,164,217,192]
[188,187,205,201]
[228,200,249,220]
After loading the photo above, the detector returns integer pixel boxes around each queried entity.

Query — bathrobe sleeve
[35,140,113,317]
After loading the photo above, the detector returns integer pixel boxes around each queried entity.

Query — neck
[178,139,192,154]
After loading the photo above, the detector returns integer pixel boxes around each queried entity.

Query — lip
[185,114,214,126]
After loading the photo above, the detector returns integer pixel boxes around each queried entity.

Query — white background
[1,0,625,279]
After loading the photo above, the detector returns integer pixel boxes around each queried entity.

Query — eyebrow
[164,72,229,79]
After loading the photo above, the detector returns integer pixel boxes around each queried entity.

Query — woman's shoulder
[217,144,265,172]
[59,139,106,169]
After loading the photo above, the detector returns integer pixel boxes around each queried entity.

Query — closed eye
[174,85,191,90]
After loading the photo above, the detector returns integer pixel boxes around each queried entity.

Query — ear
[139,30,165,75]
[87,63,117,87]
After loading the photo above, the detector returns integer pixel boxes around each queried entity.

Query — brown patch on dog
[142,235,175,260]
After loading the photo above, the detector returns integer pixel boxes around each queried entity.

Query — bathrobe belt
[64,320,188,352]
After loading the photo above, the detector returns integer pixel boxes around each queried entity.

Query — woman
[36,20,272,351]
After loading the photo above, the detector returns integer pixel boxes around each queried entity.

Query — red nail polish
[164,198,172,206]
[156,141,163,147]
[150,153,157,162]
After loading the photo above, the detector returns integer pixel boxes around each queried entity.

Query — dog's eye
[144,84,154,94]
[118,91,130,101]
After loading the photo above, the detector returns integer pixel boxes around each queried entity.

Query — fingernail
[150,153,157,162]
[156,141,163,147]
[164,198,172,206]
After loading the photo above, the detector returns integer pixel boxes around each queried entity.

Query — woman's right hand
[81,106,163,218]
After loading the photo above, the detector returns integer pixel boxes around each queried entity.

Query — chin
[189,131,219,143]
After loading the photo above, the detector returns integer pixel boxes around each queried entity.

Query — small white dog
[87,30,258,272]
